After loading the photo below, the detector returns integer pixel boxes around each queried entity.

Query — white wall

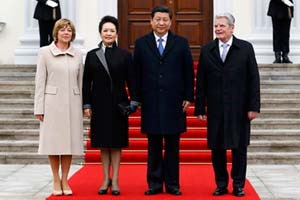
[0,0,25,64]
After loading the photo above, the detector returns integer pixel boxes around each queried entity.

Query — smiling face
[57,25,73,44]
[100,22,117,46]
[214,17,234,43]
[151,12,172,37]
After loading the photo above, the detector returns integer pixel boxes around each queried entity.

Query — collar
[218,36,233,48]
[49,42,75,57]
[153,32,168,42]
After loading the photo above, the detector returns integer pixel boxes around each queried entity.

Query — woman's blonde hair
[52,18,76,42]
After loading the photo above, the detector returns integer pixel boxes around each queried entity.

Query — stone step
[0,65,36,72]
[260,80,300,89]
[248,152,300,164]
[258,108,300,119]
[260,72,300,80]
[0,81,34,90]
[261,98,300,108]
[0,129,39,140]
[261,89,300,98]
[258,64,300,72]
[0,140,38,152]
[0,72,35,81]
[249,140,300,152]
[0,89,34,99]
[0,152,83,164]
[251,129,300,140]
[252,119,300,129]
[0,99,33,108]
[0,109,34,119]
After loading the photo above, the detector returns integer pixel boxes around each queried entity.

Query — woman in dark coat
[82,16,139,195]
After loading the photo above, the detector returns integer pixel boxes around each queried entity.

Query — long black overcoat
[267,0,294,19]
[82,46,138,148]
[133,31,194,135]
[194,36,260,149]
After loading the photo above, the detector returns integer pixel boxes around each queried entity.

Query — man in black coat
[133,5,194,196]
[33,0,61,47]
[267,0,294,63]
[195,13,260,197]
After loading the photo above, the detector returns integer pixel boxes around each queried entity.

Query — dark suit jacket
[33,0,61,21]
[82,46,138,148]
[133,31,194,135]
[195,36,260,149]
[267,0,294,19]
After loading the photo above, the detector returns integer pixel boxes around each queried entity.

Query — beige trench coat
[34,42,84,155]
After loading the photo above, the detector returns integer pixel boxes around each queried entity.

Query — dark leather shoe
[213,187,228,196]
[233,187,245,197]
[166,187,182,195]
[112,190,120,195]
[144,188,163,195]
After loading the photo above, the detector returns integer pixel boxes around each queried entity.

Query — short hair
[151,5,173,19]
[98,15,119,33]
[52,18,76,42]
[215,13,235,26]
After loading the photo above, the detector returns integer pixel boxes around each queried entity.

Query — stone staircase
[0,64,300,164]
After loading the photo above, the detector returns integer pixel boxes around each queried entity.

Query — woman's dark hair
[98,15,119,33]
[151,5,172,19]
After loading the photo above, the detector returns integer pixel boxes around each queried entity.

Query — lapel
[95,47,113,91]
[209,39,223,66]
[145,32,161,59]
[162,31,176,58]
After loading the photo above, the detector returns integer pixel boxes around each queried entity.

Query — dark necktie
[158,38,164,55]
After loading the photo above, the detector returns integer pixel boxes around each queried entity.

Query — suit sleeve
[126,52,140,103]
[82,52,93,108]
[247,44,261,112]
[182,39,195,102]
[194,50,207,116]
[34,48,47,115]
[133,40,142,103]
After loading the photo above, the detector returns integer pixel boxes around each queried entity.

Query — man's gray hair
[215,13,235,26]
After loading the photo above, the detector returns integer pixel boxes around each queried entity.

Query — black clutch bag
[117,101,131,116]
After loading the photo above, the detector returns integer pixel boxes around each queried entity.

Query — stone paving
[0,164,300,200]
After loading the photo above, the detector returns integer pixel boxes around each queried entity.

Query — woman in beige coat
[34,18,83,196]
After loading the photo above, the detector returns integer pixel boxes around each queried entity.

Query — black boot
[273,52,282,63]
[282,52,292,64]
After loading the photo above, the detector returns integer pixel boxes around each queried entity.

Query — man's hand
[84,109,92,119]
[197,115,207,121]
[182,100,191,112]
[36,114,44,122]
[281,0,294,7]
[248,111,258,121]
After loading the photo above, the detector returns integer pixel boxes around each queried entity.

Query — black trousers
[211,146,247,189]
[147,134,180,190]
[271,17,291,53]
[38,20,56,47]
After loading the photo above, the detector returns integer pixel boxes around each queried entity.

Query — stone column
[14,0,84,64]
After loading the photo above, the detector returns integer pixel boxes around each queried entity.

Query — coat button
[159,74,163,78]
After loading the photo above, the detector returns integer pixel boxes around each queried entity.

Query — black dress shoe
[233,187,245,197]
[144,188,163,195]
[166,187,182,195]
[213,187,228,196]
[112,190,120,195]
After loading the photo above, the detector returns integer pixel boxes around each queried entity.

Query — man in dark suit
[34,0,61,47]
[267,0,294,63]
[133,5,194,196]
[194,13,260,197]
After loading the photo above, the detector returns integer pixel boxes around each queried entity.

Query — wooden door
[118,0,213,61]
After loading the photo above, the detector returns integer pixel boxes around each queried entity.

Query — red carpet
[46,164,260,200]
